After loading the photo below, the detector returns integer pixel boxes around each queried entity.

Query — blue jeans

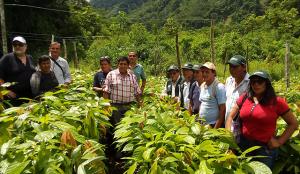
[239,135,278,169]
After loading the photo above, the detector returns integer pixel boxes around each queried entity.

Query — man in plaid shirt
[103,56,142,173]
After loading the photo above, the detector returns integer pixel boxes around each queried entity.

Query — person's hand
[268,137,281,149]
[93,87,102,92]
[6,90,17,99]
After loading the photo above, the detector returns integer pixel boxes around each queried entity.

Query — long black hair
[247,77,277,105]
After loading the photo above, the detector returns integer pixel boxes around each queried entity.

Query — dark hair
[118,56,129,64]
[38,55,51,64]
[247,78,276,105]
[100,56,111,64]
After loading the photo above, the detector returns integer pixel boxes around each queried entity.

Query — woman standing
[225,70,298,168]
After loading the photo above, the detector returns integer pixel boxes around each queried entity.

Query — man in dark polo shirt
[0,36,36,105]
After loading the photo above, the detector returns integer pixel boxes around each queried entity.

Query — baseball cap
[12,36,26,44]
[192,64,201,71]
[182,63,193,70]
[227,55,246,66]
[249,70,271,81]
[201,62,216,71]
[167,65,179,72]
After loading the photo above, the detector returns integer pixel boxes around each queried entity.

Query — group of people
[162,56,298,169]
[0,36,71,105]
[1,36,298,171]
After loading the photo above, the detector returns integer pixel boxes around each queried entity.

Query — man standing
[93,56,112,97]
[49,42,71,85]
[128,51,146,93]
[180,63,194,110]
[161,65,183,98]
[0,36,35,105]
[225,55,249,121]
[103,56,141,173]
[199,62,226,128]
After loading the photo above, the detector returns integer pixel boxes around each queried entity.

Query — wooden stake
[0,0,8,54]
[63,39,67,60]
[175,33,182,73]
[285,41,290,90]
[73,41,78,69]
[210,16,215,64]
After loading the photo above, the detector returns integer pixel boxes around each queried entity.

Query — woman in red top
[225,70,298,169]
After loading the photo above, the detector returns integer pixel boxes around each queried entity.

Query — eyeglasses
[250,79,265,85]
[13,43,25,47]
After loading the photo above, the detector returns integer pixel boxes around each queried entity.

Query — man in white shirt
[225,55,249,121]
[49,42,71,85]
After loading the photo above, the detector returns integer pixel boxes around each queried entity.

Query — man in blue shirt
[128,51,146,94]
[199,62,226,128]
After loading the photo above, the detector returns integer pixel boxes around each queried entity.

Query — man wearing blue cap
[225,55,249,121]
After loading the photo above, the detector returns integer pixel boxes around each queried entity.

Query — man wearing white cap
[198,62,226,128]
[0,36,36,105]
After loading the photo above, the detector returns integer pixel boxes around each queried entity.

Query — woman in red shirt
[225,70,298,169]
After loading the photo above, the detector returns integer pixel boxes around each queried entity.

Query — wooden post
[63,39,67,60]
[49,34,55,56]
[223,49,228,78]
[210,15,215,64]
[73,41,78,69]
[246,45,249,72]
[0,0,8,54]
[285,41,290,90]
[175,32,182,73]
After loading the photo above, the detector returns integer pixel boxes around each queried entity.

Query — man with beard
[0,36,36,105]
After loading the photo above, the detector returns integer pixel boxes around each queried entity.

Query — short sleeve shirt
[103,69,141,103]
[199,80,226,124]
[238,95,290,143]
[225,73,249,120]
[132,64,146,83]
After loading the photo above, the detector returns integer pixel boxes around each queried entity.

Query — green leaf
[1,139,12,155]
[126,162,137,174]
[6,161,30,174]
[143,147,156,160]
[123,143,134,152]
[34,130,58,142]
[150,159,158,174]
[197,160,213,174]
[247,161,272,174]
[241,146,262,157]
[184,135,195,144]
[176,127,190,135]
[191,124,201,135]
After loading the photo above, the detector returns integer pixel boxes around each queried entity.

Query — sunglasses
[13,43,25,47]
[250,79,265,85]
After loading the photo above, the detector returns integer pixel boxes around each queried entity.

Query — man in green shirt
[128,51,146,93]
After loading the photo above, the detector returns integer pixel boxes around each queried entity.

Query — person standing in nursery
[0,36,36,105]
[93,56,112,97]
[198,62,226,128]
[49,42,71,85]
[188,64,204,115]
[128,51,146,94]
[30,55,59,97]
[225,71,298,169]
[225,55,249,121]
